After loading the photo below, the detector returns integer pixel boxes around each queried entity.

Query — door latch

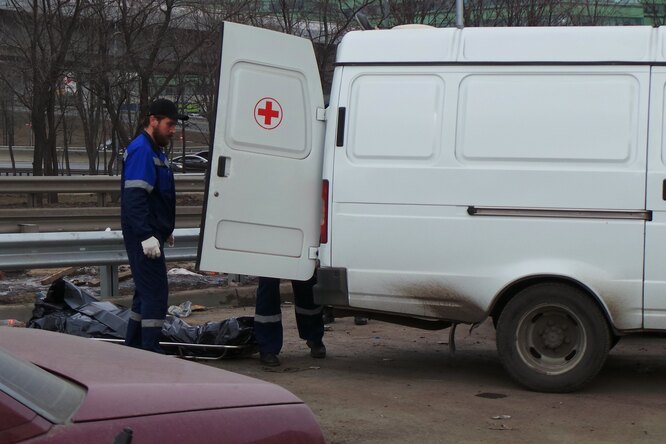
[217,156,229,177]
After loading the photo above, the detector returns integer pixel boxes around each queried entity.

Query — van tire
[496,282,610,393]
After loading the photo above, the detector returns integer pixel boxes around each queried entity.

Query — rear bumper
[314,267,349,306]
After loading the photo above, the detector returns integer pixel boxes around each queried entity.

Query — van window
[347,74,444,163]
[456,73,640,164]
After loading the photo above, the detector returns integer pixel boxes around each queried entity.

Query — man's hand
[167,234,175,247]
[141,236,161,259]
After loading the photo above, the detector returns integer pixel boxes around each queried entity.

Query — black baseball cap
[148,98,189,121]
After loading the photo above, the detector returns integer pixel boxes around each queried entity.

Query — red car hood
[0,328,302,422]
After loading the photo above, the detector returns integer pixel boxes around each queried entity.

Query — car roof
[174,154,206,159]
[0,329,302,422]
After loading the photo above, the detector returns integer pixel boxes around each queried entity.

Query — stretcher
[92,338,257,360]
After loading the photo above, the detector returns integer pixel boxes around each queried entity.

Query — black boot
[260,352,281,366]
[306,340,326,358]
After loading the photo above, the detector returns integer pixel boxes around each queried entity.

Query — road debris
[0,319,26,327]
[39,267,80,285]
[167,268,203,277]
[476,392,508,399]
[168,300,193,318]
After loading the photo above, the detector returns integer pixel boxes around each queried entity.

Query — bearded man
[121,98,187,352]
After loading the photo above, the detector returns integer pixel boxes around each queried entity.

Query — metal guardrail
[0,228,200,296]
[1,168,35,176]
[0,228,199,268]
[0,206,203,233]
[0,175,205,232]
[0,173,205,208]
[0,146,210,163]
[0,174,204,194]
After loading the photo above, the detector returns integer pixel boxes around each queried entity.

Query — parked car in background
[171,154,208,173]
[0,328,325,443]
[194,150,210,160]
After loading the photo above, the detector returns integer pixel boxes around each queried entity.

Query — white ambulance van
[197,22,666,392]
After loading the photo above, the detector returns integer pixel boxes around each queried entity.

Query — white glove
[141,236,161,259]
[167,234,175,247]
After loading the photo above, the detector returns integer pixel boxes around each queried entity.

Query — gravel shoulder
[186,305,666,444]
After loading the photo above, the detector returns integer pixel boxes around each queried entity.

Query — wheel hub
[541,326,565,349]
[513,304,588,376]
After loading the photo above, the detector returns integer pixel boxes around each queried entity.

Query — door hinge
[316,108,326,121]
[308,247,319,259]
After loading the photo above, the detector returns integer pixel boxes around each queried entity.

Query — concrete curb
[0,282,294,323]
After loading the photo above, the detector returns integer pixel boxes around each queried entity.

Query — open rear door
[197,22,325,280]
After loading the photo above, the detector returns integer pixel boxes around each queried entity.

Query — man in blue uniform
[121,98,187,353]
[254,274,326,366]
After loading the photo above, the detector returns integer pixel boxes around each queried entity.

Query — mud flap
[313,267,349,306]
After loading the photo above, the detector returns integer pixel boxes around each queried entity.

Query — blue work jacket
[121,131,176,242]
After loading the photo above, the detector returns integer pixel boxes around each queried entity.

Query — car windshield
[0,348,86,424]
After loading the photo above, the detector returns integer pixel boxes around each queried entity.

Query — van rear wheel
[496,283,610,393]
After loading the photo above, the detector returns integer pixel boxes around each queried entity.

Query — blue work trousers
[122,227,168,353]
[254,274,323,354]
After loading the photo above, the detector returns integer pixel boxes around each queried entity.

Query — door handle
[336,107,346,147]
[217,156,229,177]
[663,179,666,201]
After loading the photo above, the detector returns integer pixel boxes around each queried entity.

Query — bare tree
[0,0,87,177]
[68,0,224,172]
[307,0,382,88]
[567,0,630,25]
[65,0,115,174]
[0,90,17,175]
[374,0,455,28]
[115,0,210,136]
[254,0,379,92]
[642,0,665,26]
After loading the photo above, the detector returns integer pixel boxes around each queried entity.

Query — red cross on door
[254,97,283,130]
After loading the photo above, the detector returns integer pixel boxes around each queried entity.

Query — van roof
[336,26,666,64]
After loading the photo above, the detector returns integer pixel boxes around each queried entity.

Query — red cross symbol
[254,97,283,130]
[258,101,278,125]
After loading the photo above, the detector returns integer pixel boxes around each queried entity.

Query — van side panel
[330,65,648,329]
[457,74,639,164]
[645,68,666,330]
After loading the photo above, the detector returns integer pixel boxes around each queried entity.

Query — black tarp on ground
[27,279,256,357]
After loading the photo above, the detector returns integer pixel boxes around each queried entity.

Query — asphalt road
[186,305,666,444]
